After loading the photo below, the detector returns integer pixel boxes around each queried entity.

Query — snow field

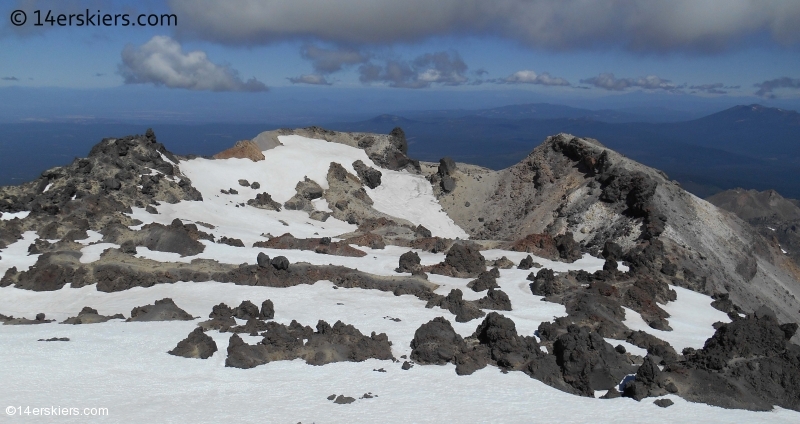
[177,134,467,239]
[0,282,796,423]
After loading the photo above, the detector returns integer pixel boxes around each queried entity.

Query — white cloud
[118,36,267,92]
[501,70,570,86]
[287,74,331,85]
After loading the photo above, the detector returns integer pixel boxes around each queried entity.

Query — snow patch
[622,286,730,351]
[0,211,30,221]
[367,170,468,239]
[79,243,120,264]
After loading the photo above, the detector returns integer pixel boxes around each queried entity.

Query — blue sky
[2,0,800,123]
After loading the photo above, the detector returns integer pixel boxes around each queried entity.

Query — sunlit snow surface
[0,283,797,424]
[177,135,467,240]
[622,286,731,352]
[0,136,797,422]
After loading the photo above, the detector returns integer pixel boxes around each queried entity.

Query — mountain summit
[0,127,798,419]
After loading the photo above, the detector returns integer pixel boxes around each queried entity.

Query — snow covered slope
[179,134,468,239]
[0,128,798,421]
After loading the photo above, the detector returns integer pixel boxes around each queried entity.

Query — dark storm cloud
[688,82,740,94]
[580,73,682,91]
[358,51,469,89]
[300,44,371,74]
[168,0,800,53]
[754,77,800,98]
[287,74,332,85]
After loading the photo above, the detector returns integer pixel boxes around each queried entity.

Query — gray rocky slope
[1,127,799,411]
[422,134,800,338]
[707,188,800,268]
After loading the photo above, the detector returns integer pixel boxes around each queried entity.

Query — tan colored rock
[213,140,265,162]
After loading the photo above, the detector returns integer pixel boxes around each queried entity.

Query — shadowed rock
[61,306,124,324]
[225,320,393,369]
[253,233,366,257]
[247,192,282,211]
[260,299,275,319]
[426,289,485,323]
[2,312,54,325]
[467,268,500,292]
[168,327,218,359]
[474,288,512,311]
[396,251,422,273]
[127,298,194,322]
[425,243,486,278]
[353,160,382,189]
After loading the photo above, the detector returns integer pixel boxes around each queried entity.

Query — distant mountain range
[395,103,702,123]
[326,104,800,198]
[0,103,798,198]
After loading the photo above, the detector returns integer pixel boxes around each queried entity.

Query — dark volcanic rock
[396,251,422,273]
[492,256,514,269]
[616,307,800,411]
[284,177,325,211]
[438,157,457,177]
[61,306,124,324]
[198,316,236,332]
[440,175,456,193]
[555,232,582,262]
[467,268,500,292]
[247,192,282,211]
[271,256,289,270]
[353,160,382,189]
[474,288,512,311]
[426,289,486,322]
[218,236,245,247]
[119,221,208,256]
[554,325,637,396]
[409,316,466,366]
[2,313,55,325]
[333,395,356,404]
[410,314,577,394]
[260,299,275,319]
[654,398,674,408]
[518,255,535,270]
[209,303,234,319]
[225,320,393,369]
[168,327,218,359]
[426,243,486,278]
[253,233,366,257]
[233,300,260,321]
[127,298,194,322]
[529,268,563,296]
[623,355,667,401]
[256,252,270,268]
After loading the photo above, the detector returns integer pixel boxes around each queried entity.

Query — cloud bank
[169,0,800,53]
[287,74,331,85]
[118,36,267,92]
[754,77,800,98]
[358,51,468,88]
[500,70,570,86]
[581,73,681,91]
